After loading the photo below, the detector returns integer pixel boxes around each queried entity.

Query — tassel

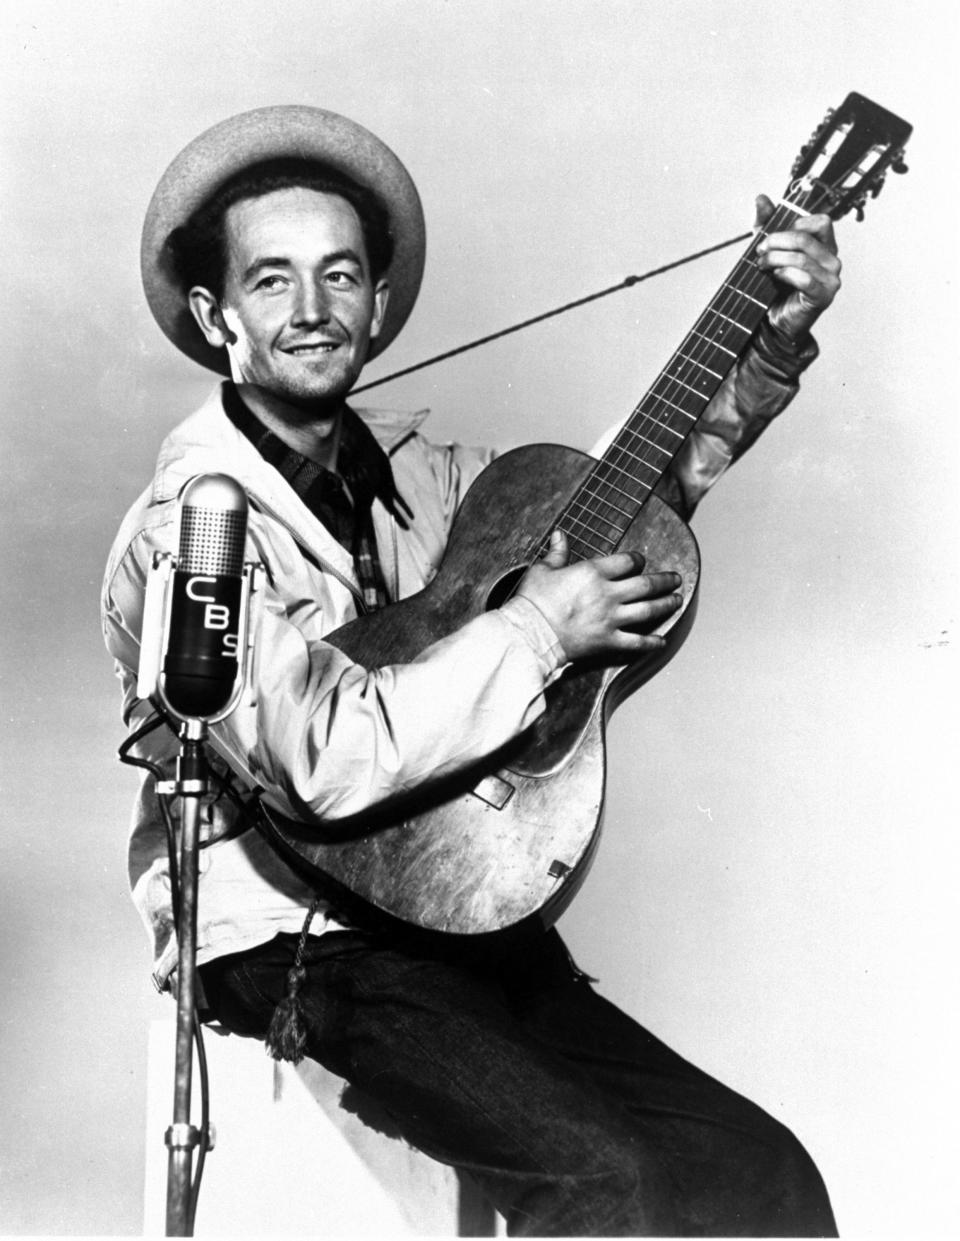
[265,895,321,1064]
[265,963,309,1063]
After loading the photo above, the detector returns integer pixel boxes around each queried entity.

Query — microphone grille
[179,506,246,576]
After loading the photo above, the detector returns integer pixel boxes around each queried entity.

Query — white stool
[144,1020,500,1236]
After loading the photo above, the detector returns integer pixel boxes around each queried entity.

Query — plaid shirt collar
[222,383,409,612]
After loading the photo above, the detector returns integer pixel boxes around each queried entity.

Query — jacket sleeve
[591,321,819,521]
[423,439,498,536]
[103,521,564,830]
[220,592,562,825]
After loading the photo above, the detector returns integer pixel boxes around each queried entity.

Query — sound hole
[485,565,529,611]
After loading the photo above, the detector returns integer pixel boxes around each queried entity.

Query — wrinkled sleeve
[591,321,818,521]
[103,522,563,832]
[218,593,562,825]
[424,439,498,535]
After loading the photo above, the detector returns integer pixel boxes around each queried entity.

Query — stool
[144,1020,500,1235]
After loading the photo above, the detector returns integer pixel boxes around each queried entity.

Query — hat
[140,105,426,375]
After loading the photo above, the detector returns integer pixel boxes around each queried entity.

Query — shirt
[222,383,406,611]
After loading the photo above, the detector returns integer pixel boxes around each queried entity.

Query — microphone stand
[137,551,261,1231]
[163,716,210,1236]
[136,475,263,1235]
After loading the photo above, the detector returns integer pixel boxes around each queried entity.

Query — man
[103,105,841,1235]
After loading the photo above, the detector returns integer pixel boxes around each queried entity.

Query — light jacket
[101,321,815,984]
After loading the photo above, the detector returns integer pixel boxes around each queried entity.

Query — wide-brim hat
[141,105,426,375]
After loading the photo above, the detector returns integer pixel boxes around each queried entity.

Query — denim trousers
[199,924,837,1237]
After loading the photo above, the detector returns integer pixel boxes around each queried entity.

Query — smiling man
[103,106,840,1235]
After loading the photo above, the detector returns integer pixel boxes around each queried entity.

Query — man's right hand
[515,530,683,662]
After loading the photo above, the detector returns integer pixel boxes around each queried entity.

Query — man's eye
[326,270,358,287]
[255,275,287,291]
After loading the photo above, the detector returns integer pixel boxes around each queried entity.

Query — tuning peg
[892,159,909,175]
[849,189,869,222]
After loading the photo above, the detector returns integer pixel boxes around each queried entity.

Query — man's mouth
[283,340,344,356]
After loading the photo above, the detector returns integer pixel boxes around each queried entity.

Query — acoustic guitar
[263,93,911,936]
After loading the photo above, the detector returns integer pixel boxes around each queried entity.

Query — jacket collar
[150,383,430,586]
[152,383,429,500]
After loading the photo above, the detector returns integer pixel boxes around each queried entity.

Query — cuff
[754,318,819,376]
[499,596,569,682]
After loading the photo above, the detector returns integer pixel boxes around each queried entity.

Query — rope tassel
[265,896,321,1064]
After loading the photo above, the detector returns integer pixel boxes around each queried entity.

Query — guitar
[262,93,912,936]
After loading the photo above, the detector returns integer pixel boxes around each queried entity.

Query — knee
[755,1119,837,1237]
[508,1143,678,1237]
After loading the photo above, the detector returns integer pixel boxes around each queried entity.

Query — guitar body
[264,443,700,935]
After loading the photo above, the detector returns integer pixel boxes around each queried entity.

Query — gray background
[2,0,956,1234]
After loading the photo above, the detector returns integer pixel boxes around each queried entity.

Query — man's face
[213,187,388,406]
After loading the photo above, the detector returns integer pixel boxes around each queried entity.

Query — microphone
[138,473,259,723]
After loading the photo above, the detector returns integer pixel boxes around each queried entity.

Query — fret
[658,372,713,401]
[579,477,652,516]
[701,307,752,336]
[690,328,736,357]
[676,350,723,380]
[721,282,767,309]
[587,470,656,504]
[583,473,654,513]
[580,476,649,509]
[594,455,661,489]
[583,483,656,530]
[572,489,634,520]
[623,419,683,445]
[590,459,659,491]
[618,427,678,455]
[562,529,613,563]
[563,515,620,549]
[642,391,698,421]
[735,261,769,289]
[568,518,635,553]
[733,265,779,302]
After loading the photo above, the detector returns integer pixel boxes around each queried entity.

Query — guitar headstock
[787,92,912,221]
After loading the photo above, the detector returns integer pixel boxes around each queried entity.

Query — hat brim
[141,105,426,376]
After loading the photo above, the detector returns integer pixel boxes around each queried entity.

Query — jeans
[199,925,837,1237]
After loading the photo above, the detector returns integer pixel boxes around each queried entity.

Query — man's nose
[292,278,330,325]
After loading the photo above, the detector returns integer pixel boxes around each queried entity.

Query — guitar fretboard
[552,201,807,562]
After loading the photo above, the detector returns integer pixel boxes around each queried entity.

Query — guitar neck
[554,200,808,563]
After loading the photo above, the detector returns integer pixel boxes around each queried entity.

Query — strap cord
[351,230,753,394]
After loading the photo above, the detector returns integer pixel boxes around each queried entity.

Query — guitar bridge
[469,772,515,810]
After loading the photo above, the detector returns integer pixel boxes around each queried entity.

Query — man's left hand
[754,193,842,341]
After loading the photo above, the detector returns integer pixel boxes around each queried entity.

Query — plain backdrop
[1,1,957,1234]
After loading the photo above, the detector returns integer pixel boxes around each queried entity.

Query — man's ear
[368,278,390,341]
[188,287,236,348]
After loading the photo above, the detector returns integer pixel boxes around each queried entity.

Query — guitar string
[555,270,771,553]
[549,186,830,560]
[542,275,761,556]
[589,190,827,535]
[560,228,786,551]
[599,192,824,463]
[590,212,794,507]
